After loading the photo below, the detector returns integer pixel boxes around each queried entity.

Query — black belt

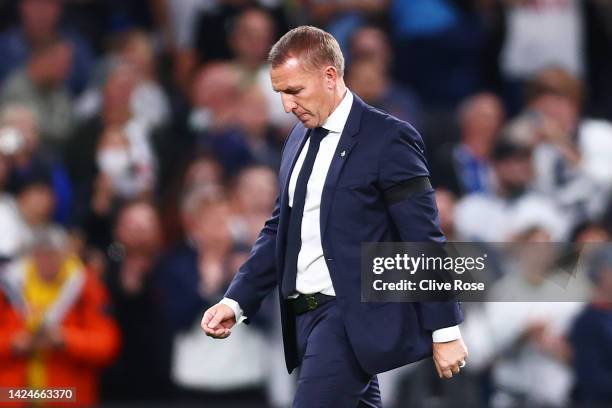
[288,293,335,315]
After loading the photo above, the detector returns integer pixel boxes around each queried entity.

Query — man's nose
[281,93,296,114]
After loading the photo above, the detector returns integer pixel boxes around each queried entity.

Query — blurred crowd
[0,0,611,407]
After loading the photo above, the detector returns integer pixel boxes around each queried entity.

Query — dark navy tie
[281,127,329,298]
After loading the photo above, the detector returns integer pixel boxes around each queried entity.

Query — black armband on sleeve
[383,176,432,205]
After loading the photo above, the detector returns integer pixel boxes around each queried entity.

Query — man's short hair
[30,226,68,252]
[524,66,583,106]
[491,136,532,162]
[268,25,345,77]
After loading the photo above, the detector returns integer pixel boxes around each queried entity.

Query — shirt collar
[321,89,353,133]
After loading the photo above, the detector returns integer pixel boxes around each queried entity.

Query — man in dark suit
[202,26,468,407]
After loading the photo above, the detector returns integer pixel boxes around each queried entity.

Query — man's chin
[301,118,317,129]
[296,114,316,128]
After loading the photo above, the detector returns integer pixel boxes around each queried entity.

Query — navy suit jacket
[225,95,463,374]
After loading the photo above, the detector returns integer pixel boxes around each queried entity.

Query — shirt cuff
[220,297,247,324]
[432,325,461,343]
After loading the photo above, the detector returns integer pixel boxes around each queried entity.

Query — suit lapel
[320,95,365,238]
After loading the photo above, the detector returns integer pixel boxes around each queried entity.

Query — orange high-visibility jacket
[0,270,121,407]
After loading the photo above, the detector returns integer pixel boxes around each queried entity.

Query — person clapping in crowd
[0,227,119,407]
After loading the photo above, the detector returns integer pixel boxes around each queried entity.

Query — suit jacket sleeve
[377,120,463,332]
[223,195,280,322]
[223,124,299,322]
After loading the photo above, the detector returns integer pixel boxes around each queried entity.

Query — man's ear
[324,66,337,89]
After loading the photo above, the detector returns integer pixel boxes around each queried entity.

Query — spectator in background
[155,185,270,405]
[508,67,612,221]
[348,24,391,67]
[346,25,421,126]
[229,165,277,245]
[235,85,282,169]
[65,62,136,191]
[100,200,172,402]
[0,175,56,259]
[158,154,225,248]
[188,62,242,135]
[509,68,583,192]
[348,25,421,126]
[462,226,583,408]
[389,0,485,110]
[0,227,120,407]
[193,0,286,63]
[1,38,73,146]
[167,0,215,96]
[75,125,156,253]
[0,0,94,95]
[65,63,158,229]
[0,104,72,225]
[188,62,254,176]
[499,0,583,114]
[169,0,288,97]
[454,136,568,242]
[157,185,232,335]
[305,0,389,54]
[116,30,170,128]
[570,246,612,406]
[571,221,611,244]
[182,154,225,192]
[229,7,294,132]
[94,126,156,201]
[75,29,170,129]
[432,92,505,197]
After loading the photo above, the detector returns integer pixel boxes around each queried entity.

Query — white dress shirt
[222,90,460,342]
[287,88,354,295]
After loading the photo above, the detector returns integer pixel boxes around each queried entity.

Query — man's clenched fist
[432,337,468,379]
[201,303,236,339]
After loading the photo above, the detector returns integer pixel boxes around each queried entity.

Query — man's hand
[432,338,468,379]
[201,303,236,339]
[33,326,65,351]
[11,331,33,356]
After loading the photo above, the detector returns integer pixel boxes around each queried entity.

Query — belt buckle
[305,294,318,311]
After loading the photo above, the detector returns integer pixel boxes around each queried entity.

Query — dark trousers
[293,299,382,408]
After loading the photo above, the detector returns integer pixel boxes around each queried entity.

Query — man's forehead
[270,57,306,90]
[280,57,301,70]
